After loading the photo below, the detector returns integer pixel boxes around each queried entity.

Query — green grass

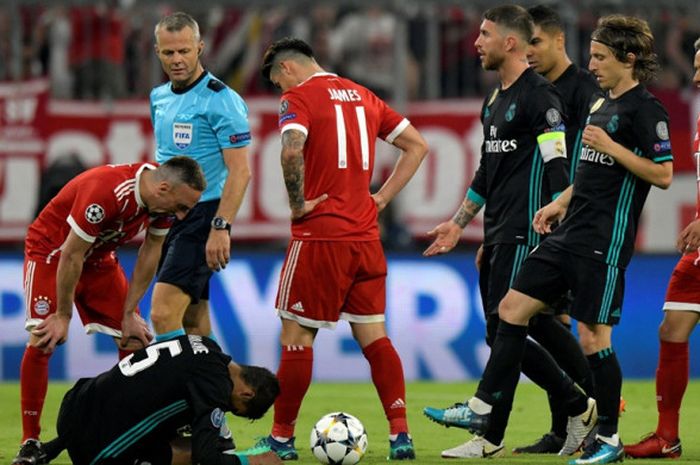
[1,380,699,464]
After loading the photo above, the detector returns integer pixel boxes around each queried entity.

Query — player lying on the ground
[34,335,282,465]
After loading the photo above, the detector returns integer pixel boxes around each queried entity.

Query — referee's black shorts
[512,240,625,326]
[158,199,220,303]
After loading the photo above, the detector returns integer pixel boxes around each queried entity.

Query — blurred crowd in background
[1,0,699,102]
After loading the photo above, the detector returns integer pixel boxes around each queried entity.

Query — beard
[482,52,505,71]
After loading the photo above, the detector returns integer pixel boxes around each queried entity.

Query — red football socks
[20,345,50,442]
[655,340,689,441]
[362,337,409,435]
[272,345,313,438]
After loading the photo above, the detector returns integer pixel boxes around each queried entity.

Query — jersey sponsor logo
[606,115,619,134]
[656,121,670,141]
[654,140,671,152]
[85,203,106,224]
[210,408,225,428]
[546,108,562,127]
[229,132,251,144]
[580,146,615,166]
[505,103,517,122]
[485,139,517,153]
[327,88,362,102]
[279,113,297,125]
[173,122,193,149]
[33,296,52,316]
[279,99,289,115]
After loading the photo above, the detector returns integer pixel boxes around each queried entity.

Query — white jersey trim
[385,118,410,144]
[67,215,97,243]
[85,322,122,337]
[25,318,44,332]
[281,123,308,137]
[134,163,157,208]
[276,308,338,329]
[339,312,386,324]
[663,302,700,313]
[148,227,170,236]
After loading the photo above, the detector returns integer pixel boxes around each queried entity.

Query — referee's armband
[466,188,486,207]
[537,131,567,163]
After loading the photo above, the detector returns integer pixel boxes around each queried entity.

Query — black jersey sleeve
[186,346,240,465]
[632,99,673,163]
[528,84,571,198]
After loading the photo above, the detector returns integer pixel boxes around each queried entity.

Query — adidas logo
[291,301,305,312]
[390,398,406,409]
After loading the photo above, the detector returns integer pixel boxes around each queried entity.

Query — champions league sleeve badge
[173,122,193,150]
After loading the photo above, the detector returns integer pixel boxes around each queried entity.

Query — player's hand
[206,229,231,272]
[290,193,328,220]
[676,219,700,253]
[475,243,484,271]
[423,220,462,256]
[371,192,387,213]
[120,312,153,349]
[247,451,283,465]
[533,201,567,234]
[32,313,70,354]
[582,125,616,155]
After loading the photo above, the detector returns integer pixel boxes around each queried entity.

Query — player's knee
[149,305,174,333]
[658,314,691,342]
[497,292,528,324]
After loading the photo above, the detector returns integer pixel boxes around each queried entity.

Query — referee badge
[173,122,193,150]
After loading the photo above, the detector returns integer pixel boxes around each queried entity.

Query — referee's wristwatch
[211,216,231,232]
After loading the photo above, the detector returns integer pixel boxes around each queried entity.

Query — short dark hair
[154,12,201,42]
[528,5,564,34]
[483,5,534,43]
[158,156,206,192]
[592,15,659,83]
[261,37,315,81]
[239,365,280,420]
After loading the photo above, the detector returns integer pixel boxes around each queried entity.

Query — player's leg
[75,261,144,359]
[151,202,215,340]
[14,259,56,465]
[514,312,596,454]
[253,240,348,460]
[625,253,700,458]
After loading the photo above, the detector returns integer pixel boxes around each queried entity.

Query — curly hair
[592,15,658,83]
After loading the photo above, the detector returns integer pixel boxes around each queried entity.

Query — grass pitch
[1,380,698,464]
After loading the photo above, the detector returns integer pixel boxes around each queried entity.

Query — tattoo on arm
[452,198,482,228]
[281,129,307,211]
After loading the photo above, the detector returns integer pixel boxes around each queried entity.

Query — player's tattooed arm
[452,198,483,228]
[281,129,307,213]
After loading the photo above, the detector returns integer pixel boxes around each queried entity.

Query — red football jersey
[278,72,409,240]
[695,113,700,218]
[25,163,173,263]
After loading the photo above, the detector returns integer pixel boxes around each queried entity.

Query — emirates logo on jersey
[85,204,105,224]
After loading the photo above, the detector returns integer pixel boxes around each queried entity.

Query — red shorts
[275,240,386,328]
[663,251,700,312]
[24,256,134,337]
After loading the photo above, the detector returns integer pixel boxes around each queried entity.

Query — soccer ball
[310,412,368,465]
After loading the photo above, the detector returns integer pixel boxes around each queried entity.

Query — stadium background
[0,0,699,383]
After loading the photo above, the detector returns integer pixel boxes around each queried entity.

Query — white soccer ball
[310,412,368,465]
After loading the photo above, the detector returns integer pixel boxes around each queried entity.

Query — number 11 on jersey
[334,104,369,170]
